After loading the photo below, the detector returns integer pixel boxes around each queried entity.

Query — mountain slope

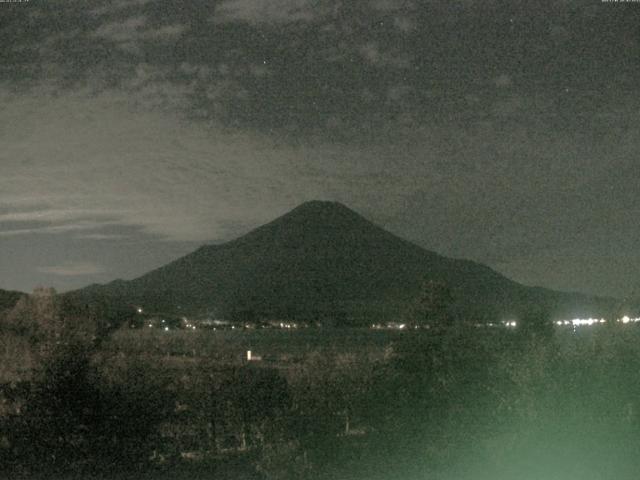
[69,201,616,324]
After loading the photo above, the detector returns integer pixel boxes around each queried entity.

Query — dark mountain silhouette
[68,201,616,325]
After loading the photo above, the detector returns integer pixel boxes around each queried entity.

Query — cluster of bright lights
[473,321,516,328]
[556,318,607,327]
[182,318,197,331]
[554,316,640,328]
[278,322,299,329]
[370,322,407,330]
[619,315,640,324]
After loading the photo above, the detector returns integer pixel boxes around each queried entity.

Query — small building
[246,350,262,362]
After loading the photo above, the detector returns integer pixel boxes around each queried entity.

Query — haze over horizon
[1,0,639,297]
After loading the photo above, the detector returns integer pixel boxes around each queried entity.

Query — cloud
[370,0,416,12]
[76,233,128,241]
[393,16,416,33]
[0,224,110,238]
[89,0,153,17]
[37,262,106,277]
[0,87,387,243]
[0,83,459,250]
[214,0,320,25]
[144,24,186,40]
[122,63,196,111]
[0,209,108,224]
[91,15,185,53]
[92,15,148,44]
[358,42,412,68]
[493,74,513,88]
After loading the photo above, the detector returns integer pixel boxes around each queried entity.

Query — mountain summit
[233,201,388,246]
[70,202,615,324]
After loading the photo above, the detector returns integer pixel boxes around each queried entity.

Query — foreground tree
[404,278,456,331]
[1,287,175,477]
[517,306,554,341]
[3,342,175,477]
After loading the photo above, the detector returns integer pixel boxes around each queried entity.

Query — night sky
[1,0,638,297]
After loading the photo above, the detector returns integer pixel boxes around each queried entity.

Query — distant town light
[555,317,610,327]
[137,307,143,314]
[164,327,169,332]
